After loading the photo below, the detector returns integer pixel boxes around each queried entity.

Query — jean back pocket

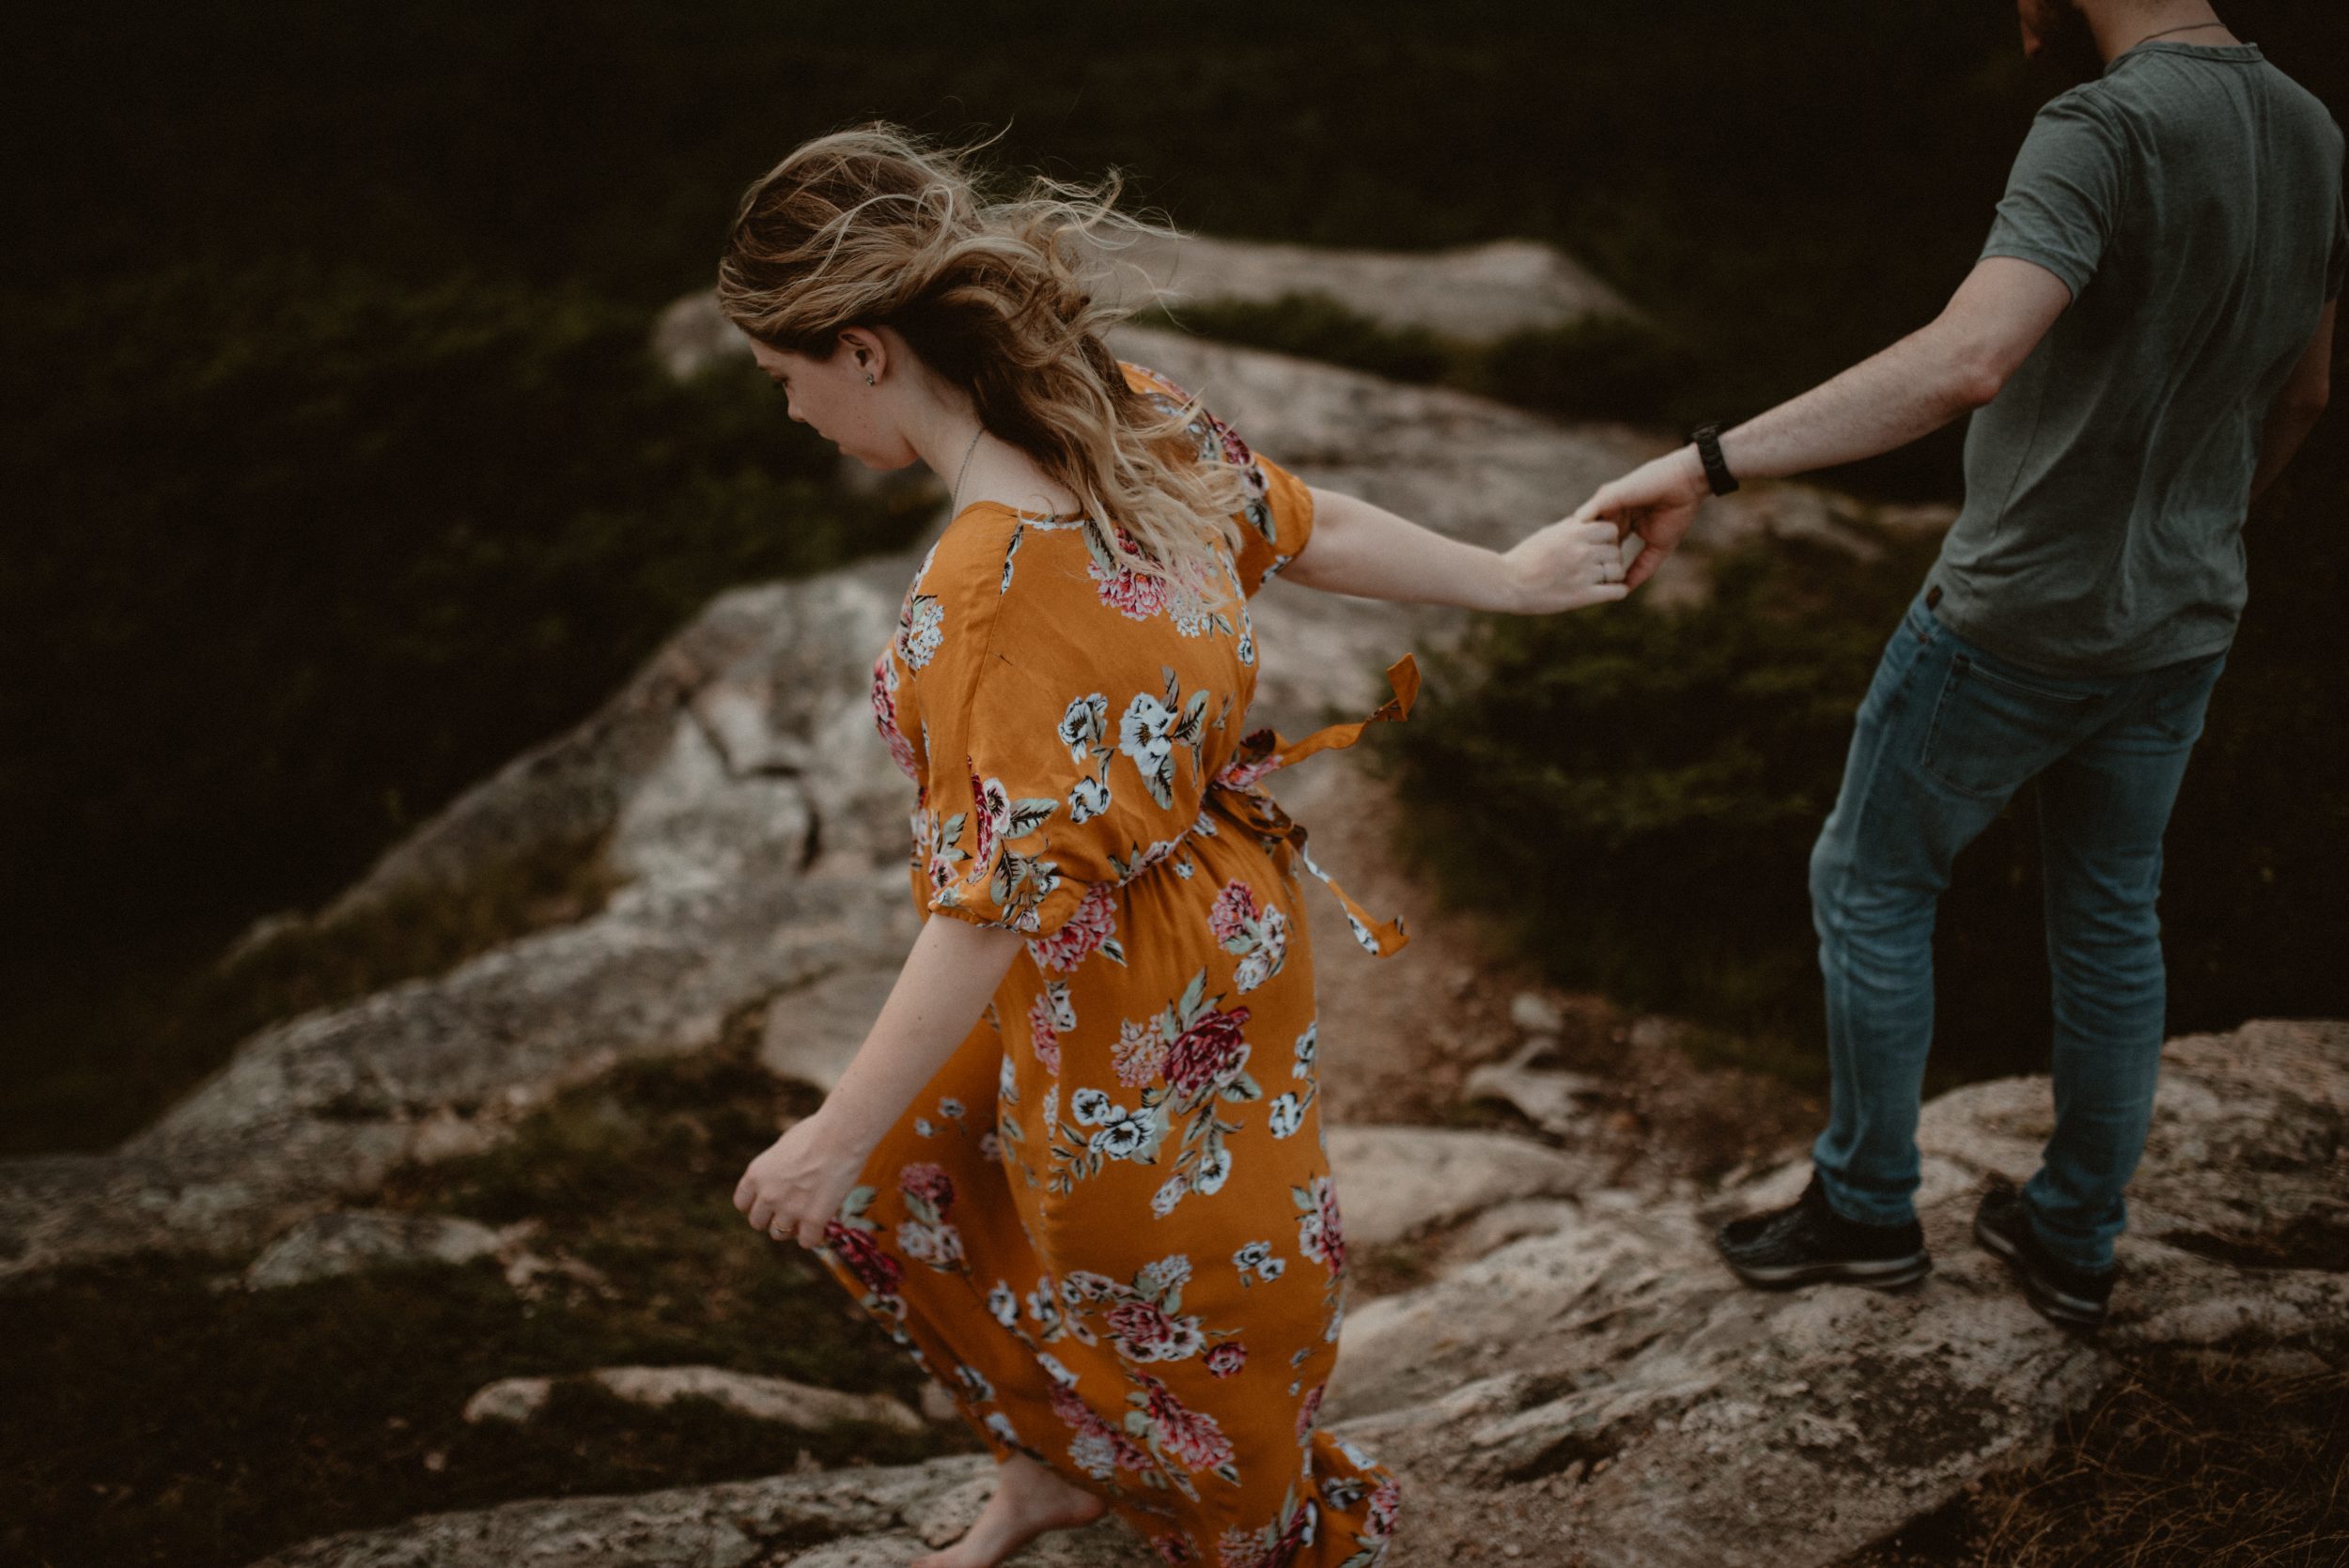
[1918,654,2105,800]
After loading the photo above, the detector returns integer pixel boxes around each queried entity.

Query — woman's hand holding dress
[736,1111,874,1249]
[735,914,1026,1249]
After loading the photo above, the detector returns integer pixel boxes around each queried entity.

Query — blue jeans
[1808,591,2227,1271]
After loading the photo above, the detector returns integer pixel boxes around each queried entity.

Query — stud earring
[863,373,876,386]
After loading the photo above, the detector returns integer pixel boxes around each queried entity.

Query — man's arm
[2251,302,2336,504]
[1718,258,2074,479]
[1574,257,2076,587]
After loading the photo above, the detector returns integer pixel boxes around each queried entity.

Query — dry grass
[1855,1350,2349,1567]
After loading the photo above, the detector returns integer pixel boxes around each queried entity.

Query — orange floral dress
[822,364,1413,1566]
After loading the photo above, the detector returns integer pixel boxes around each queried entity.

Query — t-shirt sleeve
[2326,192,2347,302]
[904,516,1222,937]
[1981,92,2132,301]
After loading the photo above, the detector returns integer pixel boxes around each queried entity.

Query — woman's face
[748,334,918,471]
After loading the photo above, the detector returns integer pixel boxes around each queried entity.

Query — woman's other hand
[1501,517,1636,613]
[735,1111,873,1249]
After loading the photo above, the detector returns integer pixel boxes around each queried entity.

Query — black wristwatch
[1689,422,1740,496]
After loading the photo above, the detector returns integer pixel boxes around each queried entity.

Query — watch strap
[1690,422,1740,496]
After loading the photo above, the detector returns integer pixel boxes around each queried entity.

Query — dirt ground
[1280,753,1825,1188]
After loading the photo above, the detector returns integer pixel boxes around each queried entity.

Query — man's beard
[2030,0,2108,88]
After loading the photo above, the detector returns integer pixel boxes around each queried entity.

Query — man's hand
[1572,446,1711,590]
[734,1111,874,1250]
[1500,517,1635,613]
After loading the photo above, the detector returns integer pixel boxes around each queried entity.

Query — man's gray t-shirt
[1929,42,2346,675]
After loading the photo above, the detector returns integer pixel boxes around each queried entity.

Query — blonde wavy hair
[717,126,1250,593]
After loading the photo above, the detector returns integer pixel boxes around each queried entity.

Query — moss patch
[0,1042,969,1568]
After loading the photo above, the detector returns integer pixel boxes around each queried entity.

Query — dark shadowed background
[3,0,2343,1152]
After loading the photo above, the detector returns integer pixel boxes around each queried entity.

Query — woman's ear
[839,328,885,386]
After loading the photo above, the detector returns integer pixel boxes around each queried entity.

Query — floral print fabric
[822,365,1406,1566]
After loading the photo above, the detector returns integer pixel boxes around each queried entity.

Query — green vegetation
[1391,529,1948,1085]
[0,1045,964,1568]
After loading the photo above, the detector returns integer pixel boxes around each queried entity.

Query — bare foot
[910,1453,1109,1568]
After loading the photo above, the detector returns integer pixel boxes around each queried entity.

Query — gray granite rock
[1463,1041,1611,1140]
[1321,1019,2349,1567]
[460,1366,925,1435]
[1098,234,1641,338]
[247,1022,2346,1568]
[760,965,906,1094]
[1324,1124,1603,1250]
[652,235,1636,384]
[243,1457,1155,1568]
[242,1211,506,1290]
[0,570,923,1285]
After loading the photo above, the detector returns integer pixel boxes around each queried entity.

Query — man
[1576,0,2342,1329]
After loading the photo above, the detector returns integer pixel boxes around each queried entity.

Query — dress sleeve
[1120,361,1315,598]
[1232,449,1315,598]
[905,513,1226,937]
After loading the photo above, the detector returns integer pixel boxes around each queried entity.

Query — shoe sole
[1973,1215,2108,1329]
[1725,1251,1933,1291]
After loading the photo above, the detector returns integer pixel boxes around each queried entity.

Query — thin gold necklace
[948,425,985,515]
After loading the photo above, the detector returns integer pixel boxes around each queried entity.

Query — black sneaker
[1714,1174,1932,1290]
[1972,1182,2113,1330]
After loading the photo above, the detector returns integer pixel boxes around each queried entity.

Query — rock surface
[1098,233,1641,338]
[0,566,924,1284]
[1323,1019,2349,1567]
[247,1456,1151,1568]
[1323,1125,1604,1250]
[1464,1042,1611,1141]
[461,1366,926,1436]
[241,1211,506,1290]
[651,235,1634,382]
[251,1020,2348,1568]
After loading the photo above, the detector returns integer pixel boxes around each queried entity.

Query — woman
[724,128,1628,1568]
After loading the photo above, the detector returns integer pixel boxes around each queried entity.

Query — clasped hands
[1507,443,1712,608]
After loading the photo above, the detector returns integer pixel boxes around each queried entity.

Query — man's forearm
[1718,325,1993,483]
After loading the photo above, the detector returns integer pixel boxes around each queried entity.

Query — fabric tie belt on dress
[1206,655,1420,958]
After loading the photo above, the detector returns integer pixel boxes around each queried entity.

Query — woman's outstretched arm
[735,913,1025,1247]
[1281,487,1630,614]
